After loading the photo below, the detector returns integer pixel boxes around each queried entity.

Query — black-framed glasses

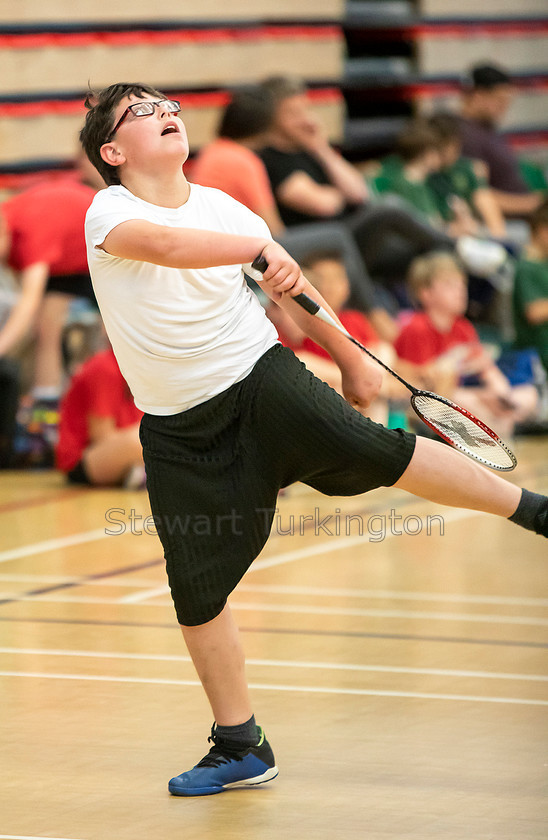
[108,99,181,140]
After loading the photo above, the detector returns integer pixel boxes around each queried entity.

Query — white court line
[0,573,160,589]
[237,583,548,608]
[249,508,484,573]
[0,529,107,564]
[231,601,548,627]
[120,584,168,603]
[1,670,546,706]
[0,836,85,840]
[0,573,544,607]
[121,581,548,607]
[11,592,548,627]
[0,506,480,567]
[1,646,546,683]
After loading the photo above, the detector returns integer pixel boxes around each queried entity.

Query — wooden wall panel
[419,0,548,18]
[0,98,344,166]
[0,0,345,24]
[416,31,548,77]
[0,30,344,96]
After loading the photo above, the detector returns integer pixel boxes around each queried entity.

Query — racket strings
[411,394,516,470]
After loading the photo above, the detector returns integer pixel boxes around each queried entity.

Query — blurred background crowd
[0,0,547,486]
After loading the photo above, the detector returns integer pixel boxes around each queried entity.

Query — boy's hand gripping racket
[251,255,517,471]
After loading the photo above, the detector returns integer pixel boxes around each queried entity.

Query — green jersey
[428,157,487,221]
[513,257,548,372]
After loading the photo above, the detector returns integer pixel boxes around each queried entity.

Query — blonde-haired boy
[396,252,538,439]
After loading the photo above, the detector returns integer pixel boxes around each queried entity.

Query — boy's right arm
[100,222,382,410]
[101,221,309,302]
[101,220,274,270]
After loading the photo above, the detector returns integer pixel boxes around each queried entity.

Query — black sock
[508,488,548,537]
[214,715,259,748]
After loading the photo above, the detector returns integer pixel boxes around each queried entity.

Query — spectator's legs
[33,292,72,396]
[347,200,453,279]
[0,357,20,468]
[82,424,144,486]
[278,221,377,312]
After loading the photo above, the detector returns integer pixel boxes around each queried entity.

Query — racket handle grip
[251,255,268,274]
[251,254,321,315]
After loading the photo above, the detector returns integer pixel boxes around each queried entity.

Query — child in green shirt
[427,112,507,240]
[368,120,444,228]
[513,199,548,372]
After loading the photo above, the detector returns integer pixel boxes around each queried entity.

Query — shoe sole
[168,765,279,797]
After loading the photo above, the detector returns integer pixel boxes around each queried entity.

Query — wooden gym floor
[0,437,546,840]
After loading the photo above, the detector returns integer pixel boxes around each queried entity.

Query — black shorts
[66,460,92,485]
[140,344,416,626]
[47,273,97,303]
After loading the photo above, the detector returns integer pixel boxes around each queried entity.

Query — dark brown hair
[530,198,548,234]
[396,119,440,163]
[79,82,165,186]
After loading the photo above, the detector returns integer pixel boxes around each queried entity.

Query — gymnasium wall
[343,0,548,163]
[0,0,346,196]
[2,0,548,197]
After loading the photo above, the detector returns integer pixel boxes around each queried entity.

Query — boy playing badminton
[80,83,547,798]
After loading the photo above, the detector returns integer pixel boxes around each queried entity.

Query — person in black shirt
[259,76,454,310]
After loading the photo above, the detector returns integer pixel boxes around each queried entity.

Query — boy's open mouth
[161,124,179,136]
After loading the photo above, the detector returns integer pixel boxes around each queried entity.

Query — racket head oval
[410,391,517,471]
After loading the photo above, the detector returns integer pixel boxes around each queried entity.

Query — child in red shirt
[395,252,538,438]
[0,178,97,395]
[56,346,144,486]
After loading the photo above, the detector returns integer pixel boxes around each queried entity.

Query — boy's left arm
[259,268,383,412]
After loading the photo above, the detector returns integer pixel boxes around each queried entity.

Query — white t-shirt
[85,183,278,415]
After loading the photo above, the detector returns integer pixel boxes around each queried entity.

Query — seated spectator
[427,111,507,240]
[0,174,100,398]
[259,76,456,312]
[259,76,369,227]
[0,357,19,468]
[513,199,548,374]
[395,252,538,439]
[0,171,101,462]
[458,64,544,218]
[56,345,144,487]
[192,81,396,338]
[192,86,284,236]
[368,119,447,230]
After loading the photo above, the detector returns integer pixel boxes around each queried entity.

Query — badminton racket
[251,255,517,471]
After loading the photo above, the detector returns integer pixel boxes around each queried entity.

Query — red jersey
[394,312,483,366]
[56,349,143,472]
[2,178,95,275]
[302,309,379,359]
[192,138,277,216]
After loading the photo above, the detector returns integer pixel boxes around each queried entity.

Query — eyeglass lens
[131,100,180,117]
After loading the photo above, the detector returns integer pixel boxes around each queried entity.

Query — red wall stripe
[0,25,341,50]
[0,87,342,119]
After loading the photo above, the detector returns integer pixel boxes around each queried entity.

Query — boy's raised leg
[394,436,547,535]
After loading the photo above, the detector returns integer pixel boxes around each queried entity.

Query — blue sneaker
[168,726,278,796]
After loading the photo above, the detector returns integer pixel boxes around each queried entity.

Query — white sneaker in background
[456,235,509,279]
[124,463,147,490]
